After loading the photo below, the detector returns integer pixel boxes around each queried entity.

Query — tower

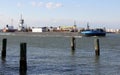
[18,14,25,31]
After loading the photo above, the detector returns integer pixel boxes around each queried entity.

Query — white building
[106,29,120,33]
[32,27,42,32]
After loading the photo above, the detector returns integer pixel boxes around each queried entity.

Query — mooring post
[20,43,27,75]
[94,38,100,56]
[1,38,7,60]
[71,37,76,54]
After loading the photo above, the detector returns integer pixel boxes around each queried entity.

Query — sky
[0,0,120,29]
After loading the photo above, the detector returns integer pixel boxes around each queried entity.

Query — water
[0,33,120,75]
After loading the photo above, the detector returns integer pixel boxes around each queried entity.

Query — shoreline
[0,32,118,37]
[0,32,81,37]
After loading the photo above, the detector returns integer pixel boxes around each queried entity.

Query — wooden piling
[1,38,7,60]
[71,37,75,54]
[20,43,27,75]
[94,39,100,56]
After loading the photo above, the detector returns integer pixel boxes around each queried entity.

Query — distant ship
[80,23,106,36]
[80,28,106,36]
[2,25,17,32]
[2,14,25,32]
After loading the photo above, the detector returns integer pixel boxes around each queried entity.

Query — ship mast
[74,20,76,26]
[11,19,13,26]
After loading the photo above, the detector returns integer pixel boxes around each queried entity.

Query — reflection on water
[0,33,120,75]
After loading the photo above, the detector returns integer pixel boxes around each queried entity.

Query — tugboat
[81,28,106,36]
[80,23,106,36]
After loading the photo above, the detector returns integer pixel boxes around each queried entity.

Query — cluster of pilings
[71,37,100,56]
[1,37,100,75]
[1,38,27,75]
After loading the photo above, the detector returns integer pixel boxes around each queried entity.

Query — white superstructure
[18,14,25,31]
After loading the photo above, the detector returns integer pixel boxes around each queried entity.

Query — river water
[0,33,120,75]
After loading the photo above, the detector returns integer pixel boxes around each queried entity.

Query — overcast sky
[0,0,120,29]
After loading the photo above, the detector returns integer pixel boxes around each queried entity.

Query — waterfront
[0,32,120,75]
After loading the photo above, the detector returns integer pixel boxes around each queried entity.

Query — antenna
[87,22,89,29]
[74,20,76,26]
[11,19,13,26]
[21,14,22,20]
